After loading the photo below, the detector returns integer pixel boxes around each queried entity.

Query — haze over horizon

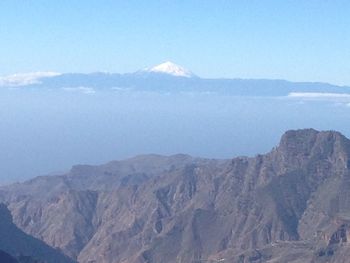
[2,1,350,184]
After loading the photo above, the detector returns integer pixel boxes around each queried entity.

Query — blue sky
[1,0,350,85]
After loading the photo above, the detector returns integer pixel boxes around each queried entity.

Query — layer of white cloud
[288,92,350,99]
[0,72,61,87]
[288,92,350,107]
[62,86,96,94]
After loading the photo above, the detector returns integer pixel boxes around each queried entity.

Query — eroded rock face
[1,129,350,263]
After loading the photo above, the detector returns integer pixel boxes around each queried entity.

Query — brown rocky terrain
[1,129,350,262]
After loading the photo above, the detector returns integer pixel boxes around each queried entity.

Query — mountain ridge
[1,64,350,97]
[1,129,350,262]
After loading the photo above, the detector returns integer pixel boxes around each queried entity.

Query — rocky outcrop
[1,129,350,262]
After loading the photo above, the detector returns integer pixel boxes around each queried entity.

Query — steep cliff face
[1,129,350,263]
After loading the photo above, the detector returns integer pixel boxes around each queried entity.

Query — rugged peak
[278,129,348,152]
[278,128,319,150]
[272,129,350,174]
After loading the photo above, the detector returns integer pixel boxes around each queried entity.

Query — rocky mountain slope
[1,129,350,262]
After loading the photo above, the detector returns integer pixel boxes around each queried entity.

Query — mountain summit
[145,61,195,78]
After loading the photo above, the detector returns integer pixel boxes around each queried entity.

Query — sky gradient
[1,0,350,85]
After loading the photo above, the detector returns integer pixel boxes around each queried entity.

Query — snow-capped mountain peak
[146,62,195,78]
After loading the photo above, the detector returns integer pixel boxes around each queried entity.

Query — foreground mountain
[0,204,75,263]
[1,129,350,262]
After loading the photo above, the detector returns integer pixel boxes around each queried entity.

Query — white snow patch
[144,61,195,78]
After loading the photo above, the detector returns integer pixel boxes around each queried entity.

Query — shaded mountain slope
[0,250,20,263]
[0,204,75,263]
